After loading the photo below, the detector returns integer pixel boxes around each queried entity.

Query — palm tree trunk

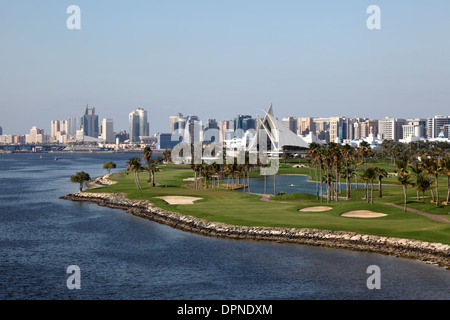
[403,186,407,212]
[435,174,439,206]
[319,167,323,203]
[378,177,382,198]
[371,181,374,205]
[447,176,450,204]
[194,171,197,189]
[274,174,276,195]
[316,164,319,200]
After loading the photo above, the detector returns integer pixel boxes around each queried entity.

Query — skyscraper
[83,105,99,138]
[282,117,297,134]
[378,117,406,141]
[298,117,316,136]
[203,119,219,143]
[129,108,149,143]
[102,118,114,143]
[169,113,185,133]
[67,116,83,138]
[242,118,256,132]
[185,115,201,144]
[427,115,450,138]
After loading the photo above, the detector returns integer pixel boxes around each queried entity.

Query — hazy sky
[0,0,449,135]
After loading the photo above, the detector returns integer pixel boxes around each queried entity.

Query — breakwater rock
[60,192,450,269]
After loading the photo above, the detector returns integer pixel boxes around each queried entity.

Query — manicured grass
[86,163,450,245]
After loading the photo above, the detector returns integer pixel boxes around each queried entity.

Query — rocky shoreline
[60,191,450,270]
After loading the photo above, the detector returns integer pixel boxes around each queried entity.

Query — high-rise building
[298,117,315,136]
[378,117,405,141]
[50,120,69,143]
[329,117,344,143]
[241,118,256,132]
[67,116,83,138]
[443,124,450,138]
[0,126,2,135]
[234,115,252,130]
[427,115,450,138]
[129,108,149,143]
[185,115,201,144]
[27,126,47,144]
[219,120,234,142]
[233,115,252,137]
[169,113,186,133]
[203,119,220,143]
[402,124,424,139]
[361,120,378,138]
[101,119,114,143]
[83,105,99,138]
[282,117,297,134]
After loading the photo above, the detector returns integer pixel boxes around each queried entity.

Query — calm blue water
[0,153,448,300]
[239,175,390,195]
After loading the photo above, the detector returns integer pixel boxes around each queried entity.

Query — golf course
[83,159,450,246]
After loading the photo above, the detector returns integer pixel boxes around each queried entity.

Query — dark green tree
[70,171,91,192]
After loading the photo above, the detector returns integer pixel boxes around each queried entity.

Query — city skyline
[1,1,449,135]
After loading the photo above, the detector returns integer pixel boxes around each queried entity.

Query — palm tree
[421,157,443,206]
[358,141,370,169]
[416,173,434,204]
[146,161,159,186]
[70,171,91,192]
[341,144,354,199]
[374,167,388,198]
[126,157,143,190]
[102,161,116,175]
[308,143,322,196]
[397,170,415,213]
[328,143,341,201]
[443,156,450,204]
[420,157,436,203]
[143,146,153,165]
[321,148,332,203]
[361,167,376,204]
[163,149,172,163]
[341,166,355,199]
[142,146,153,183]
[410,161,423,200]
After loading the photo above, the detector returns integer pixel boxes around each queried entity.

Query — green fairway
[86,163,450,245]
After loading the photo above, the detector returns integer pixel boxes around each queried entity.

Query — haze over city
[1,1,449,136]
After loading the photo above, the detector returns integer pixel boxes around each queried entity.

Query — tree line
[307,141,450,212]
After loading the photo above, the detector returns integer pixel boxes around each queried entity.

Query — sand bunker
[341,210,387,218]
[299,206,333,212]
[154,196,202,205]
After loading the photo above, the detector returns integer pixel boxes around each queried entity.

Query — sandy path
[384,203,450,223]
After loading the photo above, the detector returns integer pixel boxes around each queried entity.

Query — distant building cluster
[155,113,450,151]
[1,105,450,151]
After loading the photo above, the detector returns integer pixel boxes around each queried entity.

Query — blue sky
[0,0,449,135]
